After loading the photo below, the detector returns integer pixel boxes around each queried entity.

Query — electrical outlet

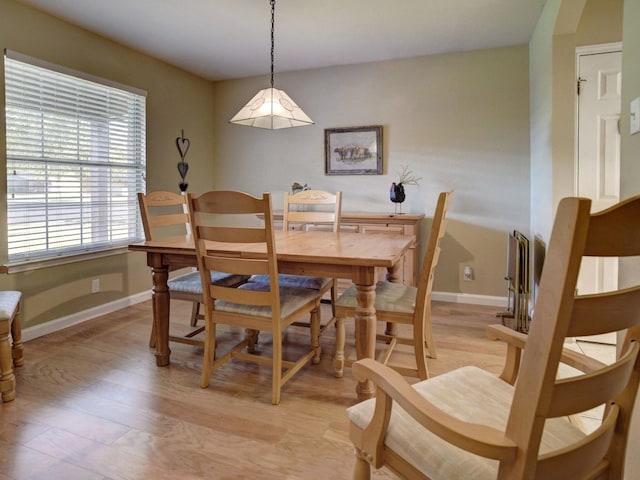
[463,266,474,281]
[91,278,100,293]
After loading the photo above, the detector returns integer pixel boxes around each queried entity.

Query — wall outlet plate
[463,266,474,281]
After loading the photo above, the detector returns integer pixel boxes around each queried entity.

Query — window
[3,50,146,270]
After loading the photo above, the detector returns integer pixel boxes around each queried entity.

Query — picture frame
[324,125,382,175]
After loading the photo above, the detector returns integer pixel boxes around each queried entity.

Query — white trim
[432,291,507,307]
[20,290,506,342]
[3,247,131,274]
[575,42,622,57]
[21,291,151,342]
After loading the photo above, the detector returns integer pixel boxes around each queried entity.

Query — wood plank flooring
[0,300,505,480]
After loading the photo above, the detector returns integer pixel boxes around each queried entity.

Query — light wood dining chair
[333,191,452,379]
[186,190,323,405]
[249,189,342,342]
[138,190,248,348]
[346,195,640,479]
[0,291,23,403]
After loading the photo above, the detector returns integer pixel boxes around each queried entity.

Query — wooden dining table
[129,229,415,400]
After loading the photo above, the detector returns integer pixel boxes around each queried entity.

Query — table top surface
[129,229,415,268]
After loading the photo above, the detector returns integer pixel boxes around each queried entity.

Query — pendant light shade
[229,0,313,129]
[229,87,313,129]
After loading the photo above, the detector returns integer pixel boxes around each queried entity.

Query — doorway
[575,43,622,344]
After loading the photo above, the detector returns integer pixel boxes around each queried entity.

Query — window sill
[1,246,131,274]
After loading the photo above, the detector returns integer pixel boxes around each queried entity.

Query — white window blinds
[4,50,147,268]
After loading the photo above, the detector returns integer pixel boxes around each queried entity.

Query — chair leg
[11,306,24,368]
[414,340,430,380]
[246,329,259,353]
[334,315,346,377]
[0,322,16,402]
[330,280,337,318]
[413,305,435,380]
[311,307,321,365]
[200,320,216,388]
[423,303,437,360]
[272,331,283,405]
[189,302,200,327]
[353,448,372,480]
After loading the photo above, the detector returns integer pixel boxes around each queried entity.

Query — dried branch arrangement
[395,165,422,185]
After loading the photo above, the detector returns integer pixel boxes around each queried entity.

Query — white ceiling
[18,0,547,81]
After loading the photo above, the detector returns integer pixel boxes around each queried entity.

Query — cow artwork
[325,125,382,175]
[333,145,373,161]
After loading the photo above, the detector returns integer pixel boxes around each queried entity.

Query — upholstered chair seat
[216,282,323,318]
[347,366,585,479]
[168,271,248,294]
[337,281,417,314]
[248,273,332,291]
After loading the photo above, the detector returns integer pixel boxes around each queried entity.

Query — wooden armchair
[186,190,323,405]
[137,191,248,348]
[334,191,452,379]
[347,196,640,479]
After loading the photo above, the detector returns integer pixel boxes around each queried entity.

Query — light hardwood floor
[0,300,510,479]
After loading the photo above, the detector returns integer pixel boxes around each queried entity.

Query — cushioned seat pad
[248,274,332,291]
[0,291,21,320]
[336,281,416,314]
[167,271,248,294]
[347,366,586,479]
[214,282,320,318]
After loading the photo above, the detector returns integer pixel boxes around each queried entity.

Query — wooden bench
[0,291,23,402]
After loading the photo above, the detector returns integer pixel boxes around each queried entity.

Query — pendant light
[229,0,313,129]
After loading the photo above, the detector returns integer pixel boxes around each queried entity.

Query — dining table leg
[149,253,171,366]
[354,267,377,401]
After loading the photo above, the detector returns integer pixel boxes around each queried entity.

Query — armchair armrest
[486,323,527,346]
[559,345,608,373]
[487,324,607,382]
[486,324,526,384]
[352,358,517,467]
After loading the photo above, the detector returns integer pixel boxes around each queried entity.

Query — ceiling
[18,0,547,81]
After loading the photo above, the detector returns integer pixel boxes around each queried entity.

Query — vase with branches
[390,165,421,214]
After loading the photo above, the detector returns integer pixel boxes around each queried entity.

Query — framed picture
[325,125,382,175]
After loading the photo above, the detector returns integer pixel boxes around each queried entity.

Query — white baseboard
[20,290,506,342]
[432,291,507,307]
[22,291,151,342]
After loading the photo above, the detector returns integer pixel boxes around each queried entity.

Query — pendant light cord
[270,0,275,88]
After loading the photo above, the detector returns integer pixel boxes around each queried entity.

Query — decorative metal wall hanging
[176,129,190,192]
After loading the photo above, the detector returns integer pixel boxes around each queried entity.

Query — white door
[576,45,622,345]
[576,47,622,295]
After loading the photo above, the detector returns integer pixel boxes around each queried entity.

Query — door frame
[573,42,622,345]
